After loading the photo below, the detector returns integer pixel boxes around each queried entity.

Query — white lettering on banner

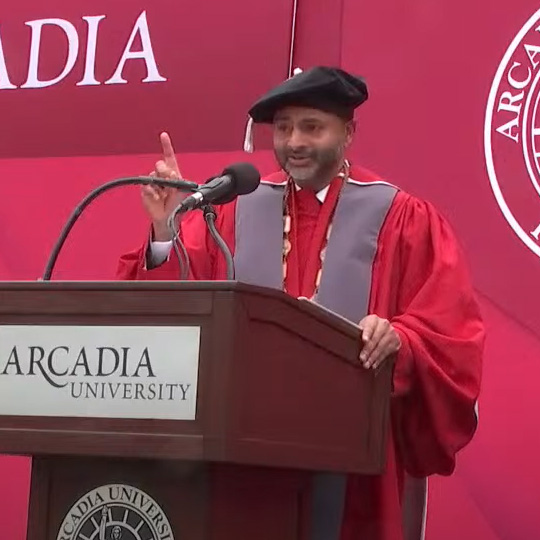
[0,10,167,90]
[493,25,540,144]
[0,26,16,89]
[485,10,540,258]
[0,325,200,420]
[531,221,540,240]
[77,15,106,86]
[22,18,80,89]
[105,11,167,85]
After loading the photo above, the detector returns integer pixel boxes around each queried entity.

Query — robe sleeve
[373,193,485,478]
[115,210,220,281]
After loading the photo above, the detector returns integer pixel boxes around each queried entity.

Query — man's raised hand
[141,132,186,241]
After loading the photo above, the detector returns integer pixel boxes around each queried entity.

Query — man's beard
[275,145,345,188]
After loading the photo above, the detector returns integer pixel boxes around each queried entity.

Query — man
[117,66,484,539]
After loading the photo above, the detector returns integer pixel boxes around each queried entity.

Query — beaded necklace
[281,161,350,299]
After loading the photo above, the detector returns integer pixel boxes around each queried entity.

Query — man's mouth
[288,156,312,166]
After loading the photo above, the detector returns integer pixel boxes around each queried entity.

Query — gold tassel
[243,67,302,153]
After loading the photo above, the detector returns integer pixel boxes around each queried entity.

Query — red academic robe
[117,165,484,540]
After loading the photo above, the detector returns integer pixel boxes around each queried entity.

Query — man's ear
[345,119,356,146]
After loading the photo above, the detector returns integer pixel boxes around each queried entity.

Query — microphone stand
[168,211,191,281]
[41,176,198,281]
[202,204,235,280]
[166,203,234,281]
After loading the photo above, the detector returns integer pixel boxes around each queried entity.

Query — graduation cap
[243,66,368,152]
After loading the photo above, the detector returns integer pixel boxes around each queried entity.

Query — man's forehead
[273,106,336,122]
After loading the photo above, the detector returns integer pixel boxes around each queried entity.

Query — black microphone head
[222,162,261,195]
[210,162,261,205]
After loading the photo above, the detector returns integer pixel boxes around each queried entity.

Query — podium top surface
[0,280,360,339]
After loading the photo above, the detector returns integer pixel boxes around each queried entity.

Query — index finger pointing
[160,132,181,175]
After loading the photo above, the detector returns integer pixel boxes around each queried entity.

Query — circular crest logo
[56,484,174,540]
[485,8,540,257]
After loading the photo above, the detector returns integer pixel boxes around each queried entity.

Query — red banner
[0,0,294,157]
[342,1,540,538]
[3,0,540,539]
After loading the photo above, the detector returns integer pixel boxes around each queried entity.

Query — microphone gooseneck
[202,205,235,280]
[41,176,197,281]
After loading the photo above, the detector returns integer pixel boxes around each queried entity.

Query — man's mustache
[285,150,316,159]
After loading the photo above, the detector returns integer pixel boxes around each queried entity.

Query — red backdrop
[1,0,538,538]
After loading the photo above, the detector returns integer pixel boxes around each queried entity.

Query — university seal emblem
[485,8,540,256]
[56,484,174,540]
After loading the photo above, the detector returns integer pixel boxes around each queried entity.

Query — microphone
[176,162,260,213]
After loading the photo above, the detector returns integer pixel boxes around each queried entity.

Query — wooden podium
[0,281,392,540]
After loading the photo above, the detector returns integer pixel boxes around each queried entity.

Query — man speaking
[117,66,484,539]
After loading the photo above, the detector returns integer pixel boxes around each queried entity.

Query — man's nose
[287,127,307,149]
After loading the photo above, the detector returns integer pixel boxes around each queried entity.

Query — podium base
[27,456,313,540]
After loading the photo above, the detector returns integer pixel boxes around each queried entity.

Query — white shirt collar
[294,183,330,203]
